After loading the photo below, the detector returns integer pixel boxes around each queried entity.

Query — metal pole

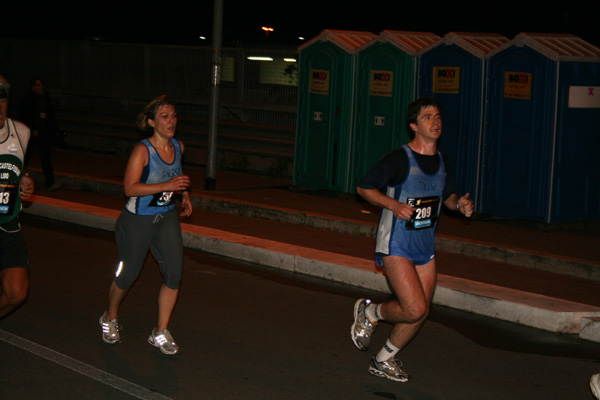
[206,0,223,190]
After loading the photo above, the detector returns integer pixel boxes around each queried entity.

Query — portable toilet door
[351,31,440,192]
[483,33,600,223]
[294,30,376,193]
[552,50,600,222]
[418,32,509,208]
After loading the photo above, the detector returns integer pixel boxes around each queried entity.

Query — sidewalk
[23,148,600,342]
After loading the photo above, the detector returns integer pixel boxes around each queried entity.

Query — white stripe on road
[0,329,172,400]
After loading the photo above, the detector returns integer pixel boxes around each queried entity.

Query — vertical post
[206,0,223,190]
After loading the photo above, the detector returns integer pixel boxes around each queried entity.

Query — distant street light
[247,56,273,61]
[262,26,274,38]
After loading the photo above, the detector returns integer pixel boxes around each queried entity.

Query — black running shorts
[0,217,29,272]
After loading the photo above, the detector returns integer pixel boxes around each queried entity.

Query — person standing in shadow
[19,77,60,192]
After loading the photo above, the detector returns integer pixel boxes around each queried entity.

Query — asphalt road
[1,214,599,400]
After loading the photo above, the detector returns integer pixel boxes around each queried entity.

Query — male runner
[0,74,35,318]
[351,97,473,382]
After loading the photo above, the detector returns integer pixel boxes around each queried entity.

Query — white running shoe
[368,356,410,383]
[148,328,180,355]
[99,312,121,344]
[351,299,377,351]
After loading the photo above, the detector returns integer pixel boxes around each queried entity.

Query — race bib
[148,191,174,208]
[0,181,19,215]
[406,196,440,230]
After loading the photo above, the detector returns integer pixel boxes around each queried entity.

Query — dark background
[4,1,600,48]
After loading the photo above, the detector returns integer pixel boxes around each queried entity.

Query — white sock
[376,339,401,362]
[375,304,384,320]
[365,303,380,323]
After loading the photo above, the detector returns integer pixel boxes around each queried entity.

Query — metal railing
[0,38,299,127]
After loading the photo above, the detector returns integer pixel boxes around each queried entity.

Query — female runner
[99,95,192,355]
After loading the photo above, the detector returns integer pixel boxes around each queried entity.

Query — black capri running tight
[114,208,183,290]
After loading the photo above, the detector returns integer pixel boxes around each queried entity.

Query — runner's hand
[180,192,192,217]
[165,175,191,192]
[457,193,474,217]
[391,201,415,220]
[20,173,34,199]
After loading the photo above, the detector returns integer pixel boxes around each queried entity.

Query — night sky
[4,1,599,48]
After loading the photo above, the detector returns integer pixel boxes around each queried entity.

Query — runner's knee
[385,297,429,323]
[406,301,429,323]
[2,279,29,305]
[160,261,182,290]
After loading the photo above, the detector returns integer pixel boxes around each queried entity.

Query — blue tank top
[375,145,446,264]
[125,138,182,215]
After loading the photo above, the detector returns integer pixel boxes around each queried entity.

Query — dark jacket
[18,91,59,136]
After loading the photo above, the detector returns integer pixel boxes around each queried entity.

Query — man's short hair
[406,97,441,140]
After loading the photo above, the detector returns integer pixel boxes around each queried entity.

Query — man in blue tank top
[351,98,474,382]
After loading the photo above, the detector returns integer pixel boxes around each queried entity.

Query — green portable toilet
[351,31,441,191]
[294,30,377,192]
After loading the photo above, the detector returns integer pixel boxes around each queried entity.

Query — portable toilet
[482,33,600,223]
[418,32,509,207]
[351,31,441,191]
[294,30,377,192]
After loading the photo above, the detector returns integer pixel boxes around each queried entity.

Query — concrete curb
[43,170,600,283]
[22,195,600,342]
[435,237,600,282]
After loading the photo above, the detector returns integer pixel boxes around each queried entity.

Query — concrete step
[580,316,600,342]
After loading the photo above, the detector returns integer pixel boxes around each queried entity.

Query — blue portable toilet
[351,31,441,192]
[482,33,600,223]
[418,32,509,208]
[294,30,377,193]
